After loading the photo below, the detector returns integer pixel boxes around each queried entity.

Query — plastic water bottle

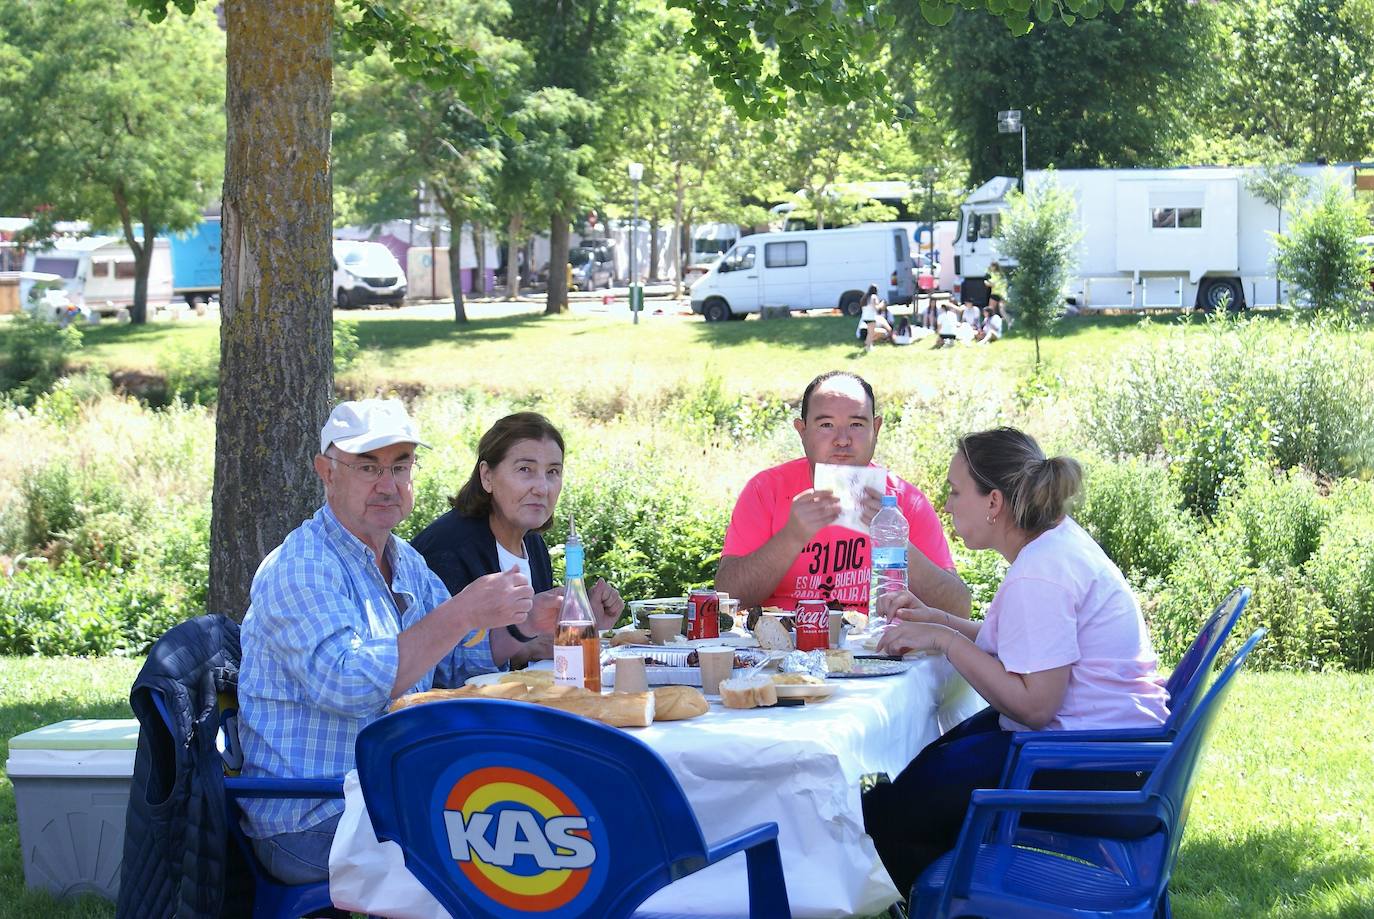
[868,495,909,623]
[554,521,600,691]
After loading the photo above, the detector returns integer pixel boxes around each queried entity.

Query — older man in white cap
[237,398,544,885]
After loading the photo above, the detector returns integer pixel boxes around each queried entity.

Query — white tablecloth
[329,654,984,918]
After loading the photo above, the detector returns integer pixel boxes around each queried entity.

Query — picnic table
[329,650,984,919]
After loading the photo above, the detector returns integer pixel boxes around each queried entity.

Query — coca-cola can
[687,589,720,640]
[794,600,830,652]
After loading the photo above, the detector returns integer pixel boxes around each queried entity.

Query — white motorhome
[683,223,740,282]
[952,165,1362,311]
[690,226,915,321]
[22,235,173,315]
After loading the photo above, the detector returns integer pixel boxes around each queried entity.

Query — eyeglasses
[329,456,419,483]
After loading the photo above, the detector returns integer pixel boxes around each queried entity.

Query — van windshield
[337,244,398,275]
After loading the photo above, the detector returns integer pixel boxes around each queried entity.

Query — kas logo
[439,764,607,912]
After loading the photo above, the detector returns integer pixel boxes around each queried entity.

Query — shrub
[1161,380,1276,517]
[670,374,792,445]
[1273,172,1374,317]
[996,171,1082,365]
[18,463,147,567]
[160,342,220,406]
[1210,463,1328,571]
[334,319,360,372]
[1146,535,1340,672]
[1075,457,1195,584]
[952,545,1006,620]
[1306,497,1374,671]
[0,311,82,404]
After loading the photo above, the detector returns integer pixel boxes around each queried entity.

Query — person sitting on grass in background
[715,371,969,618]
[974,306,1003,343]
[934,302,959,349]
[892,315,914,346]
[962,301,982,330]
[237,399,557,886]
[862,427,1168,897]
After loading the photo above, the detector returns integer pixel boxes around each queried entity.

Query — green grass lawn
[0,657,1369,918]
[24,306,1335,401]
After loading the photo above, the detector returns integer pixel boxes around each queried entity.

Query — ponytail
[958,428,1082,535]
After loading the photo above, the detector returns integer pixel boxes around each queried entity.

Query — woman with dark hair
[411,412,624,666]
[856,283,891,351]
[861,427,1168,895]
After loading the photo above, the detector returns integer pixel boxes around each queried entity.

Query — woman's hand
[527,587,566,636]
[875,588,918,620]
[876,620,958,657]
[589,578,625,631]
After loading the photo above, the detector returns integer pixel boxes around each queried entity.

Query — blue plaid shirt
[237,505,496,837]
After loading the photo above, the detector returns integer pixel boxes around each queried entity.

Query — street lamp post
[997,110,1027,190]
[628,162,644,324]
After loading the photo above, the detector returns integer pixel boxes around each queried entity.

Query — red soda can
[794,600,830,651]
[687,589,720,640]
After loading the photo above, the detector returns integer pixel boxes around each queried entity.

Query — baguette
[389,682,654,728]
[652,685,709,721]
[719,676,778,709]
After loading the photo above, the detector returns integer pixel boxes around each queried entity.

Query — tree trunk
[211,0,334,619]
[505,212,523,299]
[448,228,467,323]
[648,216,660,283]
[472,221,489,295]
[672,167,686,298]
[113,188,150,324]
[545,211,569,314]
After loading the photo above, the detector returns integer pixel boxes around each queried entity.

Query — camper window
[1151,207,1204,229]
[114,261,137,279]
[1178,208,1202,228]
[765,240,807,268]
[32,257,79,279]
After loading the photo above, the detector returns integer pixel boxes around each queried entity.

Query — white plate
[772,682,836,702]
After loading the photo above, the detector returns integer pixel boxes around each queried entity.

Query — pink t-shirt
[721,458,955,611]
[974,517,1169,732]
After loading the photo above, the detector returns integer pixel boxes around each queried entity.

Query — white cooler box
[7,719,139,901]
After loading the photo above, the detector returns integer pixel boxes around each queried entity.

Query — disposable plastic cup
[614,656,649,693]
[697,647,735,695]
[649,613,684,645]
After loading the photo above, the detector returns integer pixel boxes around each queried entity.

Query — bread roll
[652,685,709,721]
[753,616,794,651]
[719,676,778,709]
[610,629,652,647]
[771,672,824,686]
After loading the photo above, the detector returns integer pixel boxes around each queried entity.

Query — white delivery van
[952,164,1360,311]
[689,226,915,321]
[332,240,407,307]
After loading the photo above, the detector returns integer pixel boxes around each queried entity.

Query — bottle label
[554,644,585,688]
[872,546,907,570]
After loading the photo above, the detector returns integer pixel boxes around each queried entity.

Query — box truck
[952,165,1362,311]
[689,226,915,321]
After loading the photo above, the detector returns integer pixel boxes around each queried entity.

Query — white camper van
[952,165,1360,311]
[22,235,173,315]
[690,226,915,321]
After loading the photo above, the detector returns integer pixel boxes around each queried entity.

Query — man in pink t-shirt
[717,372,970,617]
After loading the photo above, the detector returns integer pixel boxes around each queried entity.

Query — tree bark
[473,222,487,296]
[648,216,660,283]
[211,0,334,619]
[448,224,467,323]
[545,211,569,314]
[672,166,686,298]
[113,187,150,324]
[505,212,523,299]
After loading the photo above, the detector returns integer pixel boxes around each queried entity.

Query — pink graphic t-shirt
[721,458,955,611]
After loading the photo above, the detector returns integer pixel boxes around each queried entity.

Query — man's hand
[588,578,625,631]
[858,485,884,528]
[527,587,565,636]
[876,621,957,657]
[445,567,534,631]
[785,488,841,542]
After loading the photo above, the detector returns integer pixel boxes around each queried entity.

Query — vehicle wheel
[336,288,351,309]
[388,298,404,308]
[703,298,731,322]
[839,291,863,316]
[1198,277,1244,313]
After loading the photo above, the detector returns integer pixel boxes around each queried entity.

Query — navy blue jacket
[410,509,554,596]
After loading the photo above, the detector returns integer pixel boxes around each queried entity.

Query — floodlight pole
[628,161,644,324]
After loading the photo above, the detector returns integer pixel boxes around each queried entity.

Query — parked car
[569,245,614,291]
[333,240,406,307]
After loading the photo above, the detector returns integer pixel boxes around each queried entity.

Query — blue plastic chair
[355,698,791,919]
[911,628,1266,919]
[999,586,1251,785]
[150,689,343,918]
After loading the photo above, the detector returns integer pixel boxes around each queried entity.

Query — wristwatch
[506,623,538,643]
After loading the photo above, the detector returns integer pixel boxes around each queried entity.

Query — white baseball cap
[320,399,428,455]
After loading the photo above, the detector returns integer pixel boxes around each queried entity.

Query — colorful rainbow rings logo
[437,760,607,913]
